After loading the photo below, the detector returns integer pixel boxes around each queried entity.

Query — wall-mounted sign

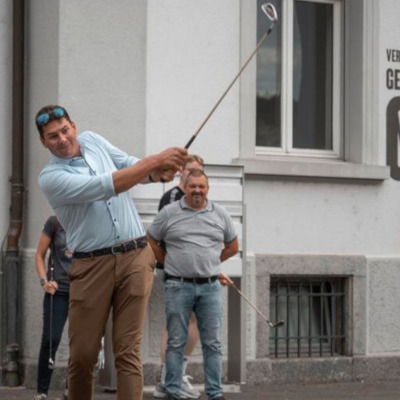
[386,49,400,90]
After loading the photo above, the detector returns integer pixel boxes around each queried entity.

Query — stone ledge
[246,356,400,385]
[233,157,390,181]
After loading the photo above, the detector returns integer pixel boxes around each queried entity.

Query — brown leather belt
[165,273,219,285]
[73,236,147,259]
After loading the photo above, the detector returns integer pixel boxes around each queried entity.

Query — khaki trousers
[67,245,155,400]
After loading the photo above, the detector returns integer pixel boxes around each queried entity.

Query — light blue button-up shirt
[39,131,146,252]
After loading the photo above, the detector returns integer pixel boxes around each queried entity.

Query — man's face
[184,175,209,209]
[40,118,80,159]
[180,161,203,183]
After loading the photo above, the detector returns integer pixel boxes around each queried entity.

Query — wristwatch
[40,278,48,287]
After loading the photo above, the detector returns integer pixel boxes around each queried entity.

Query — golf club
[229,282,284,328]
[48,265,55,370]
[184,2,278,149]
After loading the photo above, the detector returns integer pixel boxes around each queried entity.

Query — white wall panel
[146,0,241,162]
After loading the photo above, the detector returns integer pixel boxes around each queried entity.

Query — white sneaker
[179,375,201,399]
[32,394,47,400]
[153,381,167,398]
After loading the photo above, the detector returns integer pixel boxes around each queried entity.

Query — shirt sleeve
[158,192,171,211]
[42,216,56,239]
[39,166,115,207]
[158,187,184,211]
[147,208,169,241]
[219,206,237,243]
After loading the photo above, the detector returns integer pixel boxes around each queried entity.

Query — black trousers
[37,291,69,394]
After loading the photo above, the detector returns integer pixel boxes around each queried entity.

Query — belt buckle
[111,244,123,255]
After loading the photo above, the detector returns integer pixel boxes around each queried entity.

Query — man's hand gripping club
[112,147,188,194]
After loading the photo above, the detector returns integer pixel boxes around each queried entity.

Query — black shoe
[209,397,226,400]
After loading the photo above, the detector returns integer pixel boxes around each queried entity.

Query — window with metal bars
[269,276,346,358]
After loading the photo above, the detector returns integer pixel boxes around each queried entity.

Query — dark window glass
[293,1,334,150]
[256,0,282,147]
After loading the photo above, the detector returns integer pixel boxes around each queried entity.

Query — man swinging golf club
[36,104,187,400]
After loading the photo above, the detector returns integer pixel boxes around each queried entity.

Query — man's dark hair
[35,105,72,137]
[184,168,208,186]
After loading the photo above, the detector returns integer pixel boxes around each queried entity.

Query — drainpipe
[3,0,25,386]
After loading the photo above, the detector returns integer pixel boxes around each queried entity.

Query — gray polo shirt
[148,197,237,278]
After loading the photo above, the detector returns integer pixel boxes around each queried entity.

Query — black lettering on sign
[387,69,394,89]
[386,97,400,180]
[386,49,400,62]
[386,69,400,90]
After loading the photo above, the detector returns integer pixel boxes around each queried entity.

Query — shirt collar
[49,154,81,165]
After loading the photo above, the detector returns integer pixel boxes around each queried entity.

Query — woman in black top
[33,216,72,400]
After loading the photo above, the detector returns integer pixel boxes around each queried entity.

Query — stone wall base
[246,356,400,384]
[20,355,400,389]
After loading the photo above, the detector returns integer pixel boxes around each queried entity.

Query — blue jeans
[37,291,69,394]
[164,279,223,399]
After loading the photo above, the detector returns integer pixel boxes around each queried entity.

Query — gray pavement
[1,381,400,400]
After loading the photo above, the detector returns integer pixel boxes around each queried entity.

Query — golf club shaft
[48,292,54,368]
[230,282,277,327]
[185,23,276,150]
[48,267,54,369]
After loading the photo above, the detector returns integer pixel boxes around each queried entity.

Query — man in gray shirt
[147,169,239,400]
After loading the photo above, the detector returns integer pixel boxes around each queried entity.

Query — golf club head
[261,3,278,23]
[270,320,284,328]
[48,358,55,370]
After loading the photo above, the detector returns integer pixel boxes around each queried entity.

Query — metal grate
[269,276,346,358]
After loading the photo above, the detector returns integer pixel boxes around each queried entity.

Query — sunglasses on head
[36,107,66,126]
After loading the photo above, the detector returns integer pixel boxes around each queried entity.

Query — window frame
[237,0,389,181]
